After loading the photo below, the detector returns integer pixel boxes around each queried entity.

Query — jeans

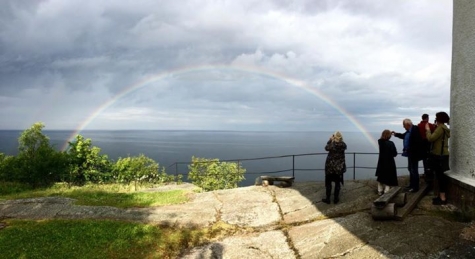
[407,157,419,190]
[324,174,341,198]
[431,155,450,193]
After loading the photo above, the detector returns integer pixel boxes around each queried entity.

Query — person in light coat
[426,111,450,205]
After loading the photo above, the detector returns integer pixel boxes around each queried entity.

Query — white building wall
[448,0,475,186]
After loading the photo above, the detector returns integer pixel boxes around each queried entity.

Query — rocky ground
[1,180,475,258]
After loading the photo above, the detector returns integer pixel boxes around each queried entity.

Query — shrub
[0,152,34,184]
[66,135,112,185]
[187,156,246,191]
[0,153,11,181]
[112,154,173,190]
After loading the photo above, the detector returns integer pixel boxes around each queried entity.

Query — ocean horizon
[0,130,410,186]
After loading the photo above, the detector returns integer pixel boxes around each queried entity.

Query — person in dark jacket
[375,130,398,195]
[417,114,436,186]
[322,131,347,204]
[392,119,425,193]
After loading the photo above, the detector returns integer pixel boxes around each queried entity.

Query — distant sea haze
[0,130,410,186]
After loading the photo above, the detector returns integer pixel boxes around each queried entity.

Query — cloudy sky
[0,0,452,133]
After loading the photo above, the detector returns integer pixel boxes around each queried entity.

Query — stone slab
[288,212,467,258]
[216,186,281,228]
[273,180,378,224]
[180,230,295,259]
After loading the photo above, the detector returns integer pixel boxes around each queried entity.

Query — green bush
[112,154,175,190]
[187,156,246,191]
[66,135,112,185]
[0,153,15,182]
[0,153,29,183]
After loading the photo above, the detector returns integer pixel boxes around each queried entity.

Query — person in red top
[418,114,436,187]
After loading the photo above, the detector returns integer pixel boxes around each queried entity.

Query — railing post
[292,155,295,178]
[237,160,240,176]
[353,153,356,180]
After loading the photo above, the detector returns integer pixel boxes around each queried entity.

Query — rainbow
[62,64,378,151]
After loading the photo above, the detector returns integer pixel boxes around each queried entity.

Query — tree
[67,135,112,185]
[15,122,67,186]
[187,156,246,191]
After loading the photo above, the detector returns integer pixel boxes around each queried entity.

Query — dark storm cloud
[0,0,452,131]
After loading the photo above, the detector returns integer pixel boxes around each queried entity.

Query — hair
[380,129,392,140]
[333,131,343,142]
[422,114,429,120]
[403,118,413,126]
[435,111,450,124]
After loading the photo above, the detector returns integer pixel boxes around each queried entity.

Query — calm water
[0,130,410,186]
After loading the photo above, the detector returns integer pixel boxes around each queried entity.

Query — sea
[0,130,411,186]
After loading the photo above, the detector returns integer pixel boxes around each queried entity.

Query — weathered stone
[273,180,377,224]
[216,186,281,227]
[289,212,466,258]
[181,230,295,259]
[0,197,75,219]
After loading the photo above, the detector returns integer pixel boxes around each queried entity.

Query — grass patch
[0,219,207,259]
[0,182,190,208]
[0,181,34,196]
[68,189,189,208]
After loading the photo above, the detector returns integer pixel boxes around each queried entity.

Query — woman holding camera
[322,131,347,204]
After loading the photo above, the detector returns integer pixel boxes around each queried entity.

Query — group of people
[322,111,451,206]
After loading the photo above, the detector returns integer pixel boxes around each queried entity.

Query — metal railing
[167,152,412,181]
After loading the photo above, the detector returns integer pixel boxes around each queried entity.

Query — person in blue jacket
[392,119,425,193]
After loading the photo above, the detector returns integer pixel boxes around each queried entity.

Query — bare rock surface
[215,186,281,227]
[1,180,475,258]
[273,180,376,224]
[289,212,465,258]
[182,230,295,259]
